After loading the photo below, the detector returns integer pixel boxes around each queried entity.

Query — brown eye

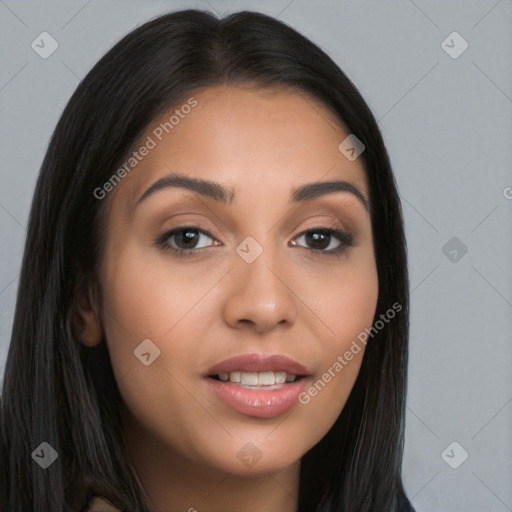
[156,226,218,255]
[173,228,202,249]
[291,228,353,254]
[304,230,334,250]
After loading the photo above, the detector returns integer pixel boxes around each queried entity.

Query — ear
[72,276,103,347]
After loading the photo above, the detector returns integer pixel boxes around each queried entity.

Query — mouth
[205,353,311,418]
[208,370,304,388]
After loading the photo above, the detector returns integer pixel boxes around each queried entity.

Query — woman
[0,9,414,512]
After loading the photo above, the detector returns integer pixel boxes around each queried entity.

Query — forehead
[112,84,368,209]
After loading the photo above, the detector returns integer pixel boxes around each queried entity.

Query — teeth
[216,370,298,386]
[258,371,274,385]
[275,371,287,384]
[229,371,241,383]
[241,372,259,386]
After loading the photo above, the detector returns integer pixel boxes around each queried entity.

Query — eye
[155,226,219,256]
[155,225,354,258]
[291,227,353,255]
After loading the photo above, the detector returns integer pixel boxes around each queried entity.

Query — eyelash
[155,225,354,258]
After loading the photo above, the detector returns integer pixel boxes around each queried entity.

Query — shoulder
[83,493,123,511]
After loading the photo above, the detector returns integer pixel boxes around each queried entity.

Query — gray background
[1,1,511,510]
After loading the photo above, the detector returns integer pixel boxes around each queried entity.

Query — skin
[77,84,379,512]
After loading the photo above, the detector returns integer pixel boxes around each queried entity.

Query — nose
[221,243,298,334]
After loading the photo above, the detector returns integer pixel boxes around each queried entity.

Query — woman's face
[95,84,378,476]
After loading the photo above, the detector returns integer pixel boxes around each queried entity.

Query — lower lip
[206,377,310,418]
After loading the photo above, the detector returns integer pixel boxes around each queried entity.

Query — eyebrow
[135,172,370,211]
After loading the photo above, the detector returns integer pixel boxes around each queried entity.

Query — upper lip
[207,353,311,376]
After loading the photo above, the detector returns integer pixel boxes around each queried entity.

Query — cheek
[101,244,226,341]
[294,254,378,429]
[98,250,229,460]
[309,276,378,340]
[297,249,379,344]
[97,247,228,419]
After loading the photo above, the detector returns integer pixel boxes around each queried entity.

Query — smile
[211,370,299,387]
[205,353,312,418]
